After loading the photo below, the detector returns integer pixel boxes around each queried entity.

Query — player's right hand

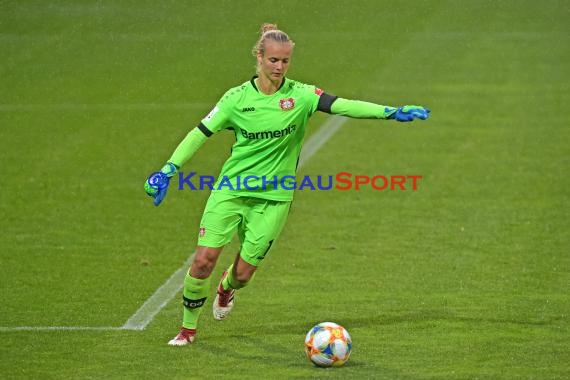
[144,162,178,206]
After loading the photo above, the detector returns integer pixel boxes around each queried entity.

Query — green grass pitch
[1,0,568,378]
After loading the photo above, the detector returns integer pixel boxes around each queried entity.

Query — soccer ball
[304,322,352,367]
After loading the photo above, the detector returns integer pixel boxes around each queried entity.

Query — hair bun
[252,23,294,59]
[261,23,278,34]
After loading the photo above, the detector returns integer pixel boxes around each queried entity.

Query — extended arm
[330,98,396,119]
[320,95,430,122]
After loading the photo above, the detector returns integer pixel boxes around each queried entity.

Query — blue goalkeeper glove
[144,162,178,206]
[386,105,430,122]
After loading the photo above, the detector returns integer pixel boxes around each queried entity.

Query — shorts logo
[315,88,324,96]
[279,98,295,111]
[199,227,206,237]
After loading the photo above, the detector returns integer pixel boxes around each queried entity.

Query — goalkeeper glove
[386,105,430,122]
[144,162,178,206]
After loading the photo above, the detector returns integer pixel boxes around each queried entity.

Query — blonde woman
[144,23,430,345]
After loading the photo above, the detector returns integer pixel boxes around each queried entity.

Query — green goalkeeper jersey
[201,77,326,201]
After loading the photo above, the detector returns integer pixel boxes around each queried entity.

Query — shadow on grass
[193,330,418,379]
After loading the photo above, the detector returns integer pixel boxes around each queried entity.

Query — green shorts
[197,191,291,267]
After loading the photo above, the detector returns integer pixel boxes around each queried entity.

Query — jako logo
[241,107,255,112]
[240,124,297,139]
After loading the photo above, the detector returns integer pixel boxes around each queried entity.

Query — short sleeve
[301,83,326,115]
[200,89,235,134]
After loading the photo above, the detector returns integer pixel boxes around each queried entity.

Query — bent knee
[233,260,257,283]
[191,247,222,278]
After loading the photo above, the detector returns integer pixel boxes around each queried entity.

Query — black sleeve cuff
[197,122,213,137]
[316,92,338,114]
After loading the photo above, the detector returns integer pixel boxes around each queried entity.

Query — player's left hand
[387,105,430,122]
[144,162,178,206]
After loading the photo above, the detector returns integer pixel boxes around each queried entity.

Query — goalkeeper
[144,23,430,346]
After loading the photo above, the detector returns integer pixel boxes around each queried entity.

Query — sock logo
[183,296,207,309]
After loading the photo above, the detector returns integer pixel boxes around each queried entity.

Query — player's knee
[191,252,217,278]
[233,271,252,284]
[233,263,256,283]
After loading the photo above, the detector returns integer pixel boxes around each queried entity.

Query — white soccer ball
[304,322,352,367]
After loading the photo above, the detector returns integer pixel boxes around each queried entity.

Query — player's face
[257,40,293,83]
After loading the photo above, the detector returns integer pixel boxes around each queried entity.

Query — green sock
[182,273,210,329]
[222,264,253,291]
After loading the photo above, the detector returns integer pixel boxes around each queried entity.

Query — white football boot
[213,271,235,320]
[167,327,196,346]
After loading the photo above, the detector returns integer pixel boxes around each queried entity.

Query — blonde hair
[252,23,295,58]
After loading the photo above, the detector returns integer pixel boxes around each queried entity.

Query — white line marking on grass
[298,115,347,169]
[0,326,122,332]
[121,254,195,331]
